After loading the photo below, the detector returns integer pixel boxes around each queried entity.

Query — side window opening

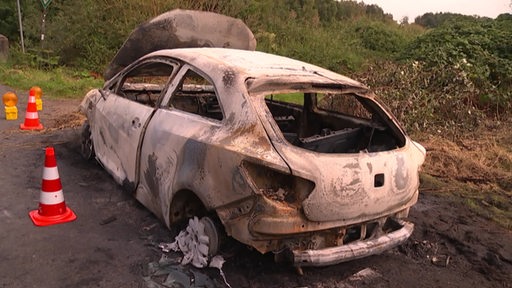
[115,61,175,107]
[264,91,404,153]
[169,69,223,121]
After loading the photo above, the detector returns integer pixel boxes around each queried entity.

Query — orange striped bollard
[20,89,43,130]
[29,147,77,226]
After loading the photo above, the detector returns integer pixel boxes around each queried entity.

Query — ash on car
[80,9,426,268]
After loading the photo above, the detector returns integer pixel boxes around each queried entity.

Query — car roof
[145,48,365,89]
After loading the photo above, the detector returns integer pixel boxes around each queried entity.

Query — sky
[358,0,511,21]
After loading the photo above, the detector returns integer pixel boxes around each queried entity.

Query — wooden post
[17,0,25,53]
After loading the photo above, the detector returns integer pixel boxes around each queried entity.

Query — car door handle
[131,117,141,128]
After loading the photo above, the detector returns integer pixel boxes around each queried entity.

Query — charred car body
[80,10,426,267]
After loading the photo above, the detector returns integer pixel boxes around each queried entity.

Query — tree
[414,12,477,28]
[0,1,19,40]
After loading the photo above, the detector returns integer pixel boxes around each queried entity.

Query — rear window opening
[169,69,223,121]
[264,91,405,153]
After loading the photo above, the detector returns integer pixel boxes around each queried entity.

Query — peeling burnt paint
[343,162,359,169]
[222,69,236,88]
[230,166,246,195]
[145,152,160,198]
[180,139,208,181]
[225,112,236,125]
[366,162,373,174]
[394,154,409,190]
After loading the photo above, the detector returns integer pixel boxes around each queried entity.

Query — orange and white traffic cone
[29,147,76,226]
[20,89,43,130]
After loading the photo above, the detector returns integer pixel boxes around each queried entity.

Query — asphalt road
[0,86,167,287]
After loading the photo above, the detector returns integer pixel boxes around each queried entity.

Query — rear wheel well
[169,190,207,225]
[168,190,228,256]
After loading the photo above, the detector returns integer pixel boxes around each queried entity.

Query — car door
[91,58,178,188]
[136,65,226,223]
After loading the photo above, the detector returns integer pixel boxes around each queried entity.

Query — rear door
[137,66,227,222]
[91,58,178,187]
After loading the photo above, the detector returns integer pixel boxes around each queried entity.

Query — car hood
[104,9,257,80]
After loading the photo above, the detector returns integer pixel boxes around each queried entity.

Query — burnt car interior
[112,62,224,121]
[169,69,223,121]
[265,91,405,153]
[119,83,163,107]
[114,61,175,107]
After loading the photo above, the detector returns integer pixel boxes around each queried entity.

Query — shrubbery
[359,61,487,136]
[4,0,404,72]
[1,0,511,133]
[400,15,512,114]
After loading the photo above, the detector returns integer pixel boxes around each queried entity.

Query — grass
[460,186,512,230]
[265,92,304,105]
[417,128,512,230]
[0,64,103,99]
[421,173,512,230]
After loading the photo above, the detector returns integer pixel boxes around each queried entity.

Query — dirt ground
[0,85,510,288]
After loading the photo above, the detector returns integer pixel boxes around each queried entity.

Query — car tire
[200,216,221,256]
[81,121,95,160]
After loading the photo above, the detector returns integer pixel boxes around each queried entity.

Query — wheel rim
[172,216,221,268]
[81,137,93,159]
[81,123,94,160]
[201,216,220,256]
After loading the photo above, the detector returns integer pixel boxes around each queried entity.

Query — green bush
[4,0,508,131]
[358,60,510,136]
[355,21,407,54]
[401,16,512,109]
[5,0,422,73]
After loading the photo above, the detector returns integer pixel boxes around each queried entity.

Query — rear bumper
[292,219,413,267]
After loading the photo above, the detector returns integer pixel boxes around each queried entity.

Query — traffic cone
[29,147,76,226]
[20,89,43,130]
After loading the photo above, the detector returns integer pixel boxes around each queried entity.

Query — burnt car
[80,10,425,267]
